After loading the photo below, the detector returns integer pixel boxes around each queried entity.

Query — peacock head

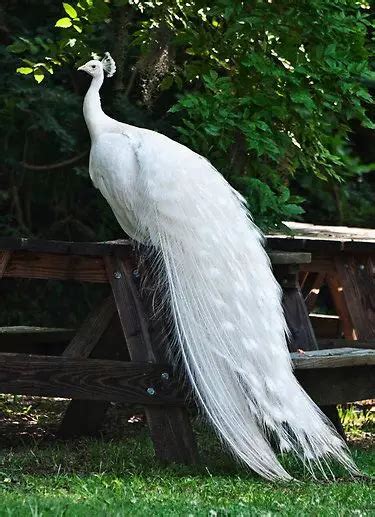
[77,52,116,78]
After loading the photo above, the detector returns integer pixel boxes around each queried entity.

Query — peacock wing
[89,132,147,241]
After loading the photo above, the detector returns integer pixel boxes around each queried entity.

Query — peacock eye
[92,65,96,69]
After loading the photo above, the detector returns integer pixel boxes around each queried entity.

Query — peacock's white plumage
[78,53,358,481]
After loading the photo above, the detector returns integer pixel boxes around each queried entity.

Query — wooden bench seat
[0,335,372,409]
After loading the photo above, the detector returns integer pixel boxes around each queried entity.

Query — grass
[0,396,373,516]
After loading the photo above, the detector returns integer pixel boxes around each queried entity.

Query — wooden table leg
[274,264,345,438]
[105,255,198,465]
[0,251,11,277]
[59,295,127,438]
[304,272,326,313]
[335,254,375,340]
[275,264,318,352]
[327,273,356,340]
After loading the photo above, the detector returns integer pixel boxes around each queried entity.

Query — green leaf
[63,3,78,18]
[7,40,28,54]
[34,70,45,83]
[55,17,73,28]
[290,91,315,111]
[16,67,33,75]
[284,204,305,216]
[73,25,82,33]
[160,76,173,91]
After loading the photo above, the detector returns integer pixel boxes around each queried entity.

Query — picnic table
[267,222,375,342]
[0,234,373,464]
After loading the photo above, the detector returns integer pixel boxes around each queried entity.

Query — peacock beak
[77,65,85,72]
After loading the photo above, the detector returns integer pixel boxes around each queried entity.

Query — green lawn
[0,397,373,516]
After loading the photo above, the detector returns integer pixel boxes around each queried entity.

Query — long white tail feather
[90,129,359,480]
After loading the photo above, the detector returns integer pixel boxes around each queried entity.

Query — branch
[21,150,88,171]
[112,6,132,92]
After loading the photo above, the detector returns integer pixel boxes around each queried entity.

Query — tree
[6,0,374,230]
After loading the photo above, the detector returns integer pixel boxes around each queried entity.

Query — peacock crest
[101,52,116,77]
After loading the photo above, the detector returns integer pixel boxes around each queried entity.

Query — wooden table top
[3,220,375,257]
[0,236,311,264]
[267,222,375,253]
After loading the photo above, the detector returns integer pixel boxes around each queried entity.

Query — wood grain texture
[0,237,133,257]
[304,272,326,312]
[268,252,311,265]
[0,251,11,277]
[335,255,375,340]
[60,295,117,437]
[299,257,336,274]
[281,222,375,241]
[291,347,375,369]
[327,273,356,340]
[267,226,375,253]
[0,353,180,405]
[106,255,198,465]
[63,296,116,358]
[59,312,130,438]
[4,251,108,283]
[296,366,374,405]
[276,272,318,352]
[105,256,155,362]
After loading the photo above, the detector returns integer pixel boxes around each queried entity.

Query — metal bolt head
[114,271,122,279]
[133,269,140,278]
[359,264,365,271]
[161,372,169,380]
[147,387,155,396]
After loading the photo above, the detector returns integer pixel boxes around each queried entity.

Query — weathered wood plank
[282,222,375,241]
[0,237,133,257]
[267,220,375,253]
[63,296,116,358]
[0,353,181,405]
[296,366,374,405]
[335,255,375,340]
[3,251,108,283]
[0,251,11,277]
[0,352,371,408]
[59,295,117,437]
[268,252,311,265]
[291,348,375,369]
[326,273,356,340]
[105,257,155,362]
[299,257,336,274]
[59,312,130,438]
[274,265,318,352]
[304,272,326,312]
[106,255,198,465]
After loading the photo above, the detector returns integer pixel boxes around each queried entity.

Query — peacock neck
[83,74,108,141]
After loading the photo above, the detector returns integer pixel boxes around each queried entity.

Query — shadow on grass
[0,395,373,484]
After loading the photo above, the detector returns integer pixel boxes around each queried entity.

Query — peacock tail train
[117,132,358,481]
[79,54,360,480]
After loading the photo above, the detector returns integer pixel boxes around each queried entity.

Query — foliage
[4,0,374,230]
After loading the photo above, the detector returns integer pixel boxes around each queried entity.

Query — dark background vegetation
[0,0,374,326]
